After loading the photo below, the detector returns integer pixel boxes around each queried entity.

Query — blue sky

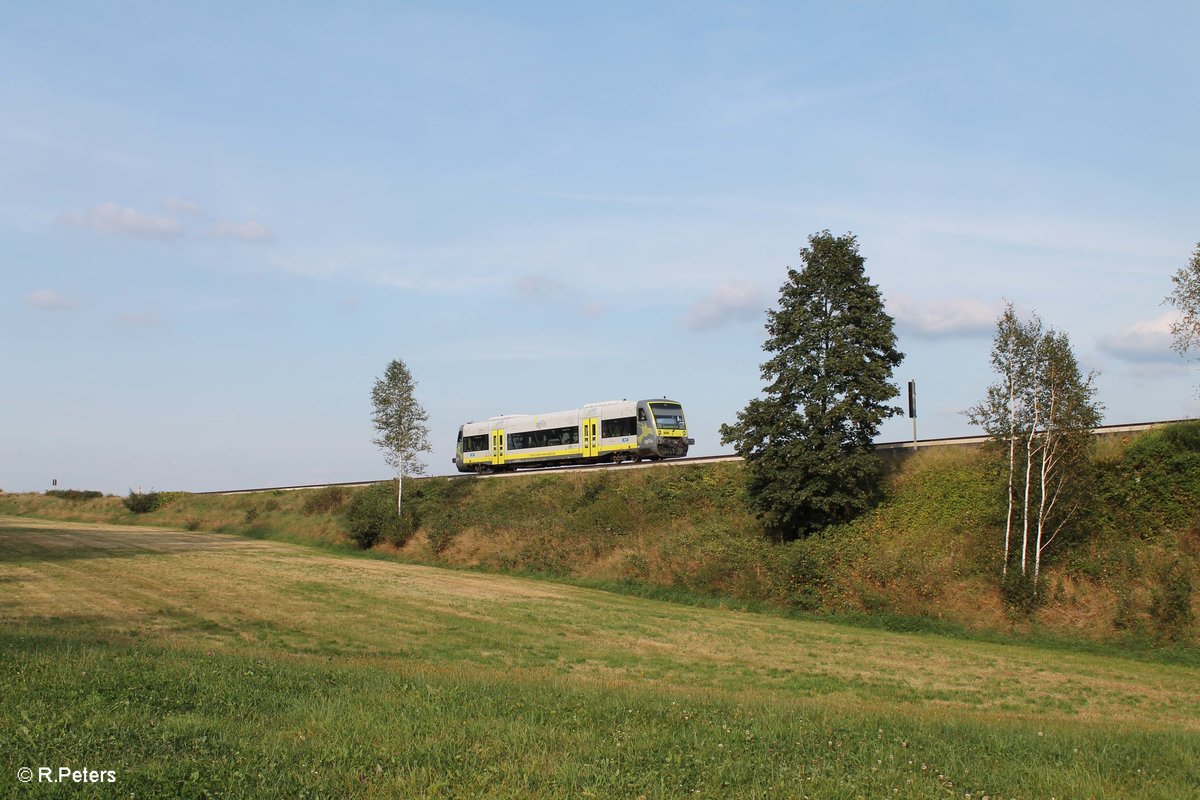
[3,1,1198,494]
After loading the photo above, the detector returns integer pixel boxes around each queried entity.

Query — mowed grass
[2,517,1197,799]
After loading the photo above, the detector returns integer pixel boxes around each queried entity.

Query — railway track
[198,419,1189,495]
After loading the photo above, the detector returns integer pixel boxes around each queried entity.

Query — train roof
[461,398,682,427]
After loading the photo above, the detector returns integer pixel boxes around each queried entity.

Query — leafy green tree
[371,359,431,519]
[1167,241,1200,383]
[720,231,904,539]
[968,304,1102,595]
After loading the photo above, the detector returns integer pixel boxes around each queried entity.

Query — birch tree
[1166,241,1200,386]
[967,304,1036,576]
[370,359,431,516]
[968,304,1102,592]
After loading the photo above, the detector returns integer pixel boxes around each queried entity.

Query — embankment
[4,423,1197,647]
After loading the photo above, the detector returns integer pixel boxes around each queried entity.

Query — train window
[462,434,488,452]
[650,402,686,430]
[601,417,637,438]
[507,425,579,450]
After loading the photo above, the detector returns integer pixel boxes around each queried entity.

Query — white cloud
[683,282,764,331]
[25,289,74,310]
[206,220,276,243]
[1097,312,1183,364]
[56,202,182,240]
[166,197,206,216]
[888,294,1001,339]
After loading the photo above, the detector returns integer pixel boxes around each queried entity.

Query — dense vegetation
[3,423,1197,647]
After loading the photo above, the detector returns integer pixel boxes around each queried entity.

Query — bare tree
[370,359,431,516]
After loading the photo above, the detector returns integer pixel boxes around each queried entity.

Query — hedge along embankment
[3,422,1198,645]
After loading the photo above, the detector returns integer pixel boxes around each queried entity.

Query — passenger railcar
[454,399,694,473]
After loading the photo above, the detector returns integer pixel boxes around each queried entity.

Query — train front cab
[636,399,695,460]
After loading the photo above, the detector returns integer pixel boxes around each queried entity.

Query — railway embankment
[4,422,1198,648]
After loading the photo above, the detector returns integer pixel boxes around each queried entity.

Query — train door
[491,428,506,466]
[581,416,599,459]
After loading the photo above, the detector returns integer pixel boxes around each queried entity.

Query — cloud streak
[888,294,1001,339]
[1097,312,1183,364]
[166,197,206,216]
[25,289,75,311]
[56,202,182,240]
[683,282,764,331]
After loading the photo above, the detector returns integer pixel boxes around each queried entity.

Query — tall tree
[1166,242,1200,381]
[720,231,904,539]
[370,359,431,516]
[968,305,1102,589]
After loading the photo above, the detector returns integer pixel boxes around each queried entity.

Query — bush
[344,482,406,549]
[123,491,163,513]
[1110,421,1200,535]
[302,485,350,515]
[122,490,186,514]
[1000,570,1042,617]
[1151,557,1195,642]
[45,489,104,501]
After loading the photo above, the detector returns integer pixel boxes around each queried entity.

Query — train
[454,398,695,473]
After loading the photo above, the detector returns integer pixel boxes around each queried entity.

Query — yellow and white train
[454,399,694,473]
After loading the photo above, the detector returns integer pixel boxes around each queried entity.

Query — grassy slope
[2,425,1197,647]
[3,517,1198,798]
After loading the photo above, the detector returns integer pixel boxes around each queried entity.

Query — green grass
[3,517,1199,798]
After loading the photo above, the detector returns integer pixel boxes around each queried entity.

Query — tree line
[722,232,1200,603]
[366,234,1200,603]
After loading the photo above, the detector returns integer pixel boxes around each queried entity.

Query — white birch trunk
[1034,379,1058,583]
[1004,355,1017,576]
[1021,406,1038,577]
[397,454,404,516]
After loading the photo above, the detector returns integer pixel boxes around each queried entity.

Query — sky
[3,1,1199,494]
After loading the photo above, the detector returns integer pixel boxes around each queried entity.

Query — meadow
[3,515,1198,798]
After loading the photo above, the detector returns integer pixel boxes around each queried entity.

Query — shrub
[45,489,104,501]
[425,514,461,554]
[344,482,406,549]
[1151,557,1195,642]
[302,485,350,515]
[1000,570,1042,617]
[122,490,186,513]
[123,491,162,513]
[1112,421,1200,535]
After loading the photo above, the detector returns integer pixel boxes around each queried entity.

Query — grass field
[3,515,1198,799]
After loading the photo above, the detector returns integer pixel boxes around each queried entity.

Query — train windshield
[650,402,686,430]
